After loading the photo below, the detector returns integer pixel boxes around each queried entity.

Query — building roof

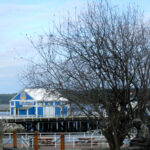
[23,88,68,102]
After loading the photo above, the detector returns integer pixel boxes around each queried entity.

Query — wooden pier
[0,116,101,132]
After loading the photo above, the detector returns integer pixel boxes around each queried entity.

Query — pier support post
[61,133,65,150]
[34,131,38,150]
[13,130,17,148]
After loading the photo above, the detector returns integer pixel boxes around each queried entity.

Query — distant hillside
[0,94,16,104]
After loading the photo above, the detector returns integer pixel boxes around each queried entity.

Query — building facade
[10,88,70,117]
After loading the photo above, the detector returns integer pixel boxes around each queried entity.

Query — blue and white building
[10,88,70,117]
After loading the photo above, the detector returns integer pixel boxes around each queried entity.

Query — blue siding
[55,107,60,116]
[38,107,43,117]
[13,92,33,100]
[28,107,35,115]
[62,106,68,116]
[11,101,14,106]
[25,93,33,100]
[19,109,27,115]
[13,94,22,100]
[55,102,61,105]
[11,108,14,115]
[16,101,22,108]
[50,102,53,106]
[45,102,48,106]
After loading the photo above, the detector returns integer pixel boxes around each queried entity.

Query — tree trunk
[105,132,121,150]
[109,142,120,150]
[114,128,120,150]
[0,134,3,150]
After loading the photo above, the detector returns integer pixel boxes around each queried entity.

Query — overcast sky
[0,0,150,93]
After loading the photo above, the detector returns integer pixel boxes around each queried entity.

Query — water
[0,112,9,116]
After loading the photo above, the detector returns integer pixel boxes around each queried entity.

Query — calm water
[0,112,9,116]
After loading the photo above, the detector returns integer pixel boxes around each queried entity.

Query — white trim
[11,100,35,102]
[9,102,11,115]
[27,109,29,117]
[36,101,38,117]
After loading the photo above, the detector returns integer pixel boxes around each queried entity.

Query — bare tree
[23,1,150,150]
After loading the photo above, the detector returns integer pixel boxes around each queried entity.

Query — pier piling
[13,130,17,148]
[61,133,65,150]
[34,131,38,150]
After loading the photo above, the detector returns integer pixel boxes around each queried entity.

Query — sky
[0,0,150,94]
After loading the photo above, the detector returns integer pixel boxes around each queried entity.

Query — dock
[0,116,101,132]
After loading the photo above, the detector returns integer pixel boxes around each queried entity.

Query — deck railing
[3,131,109,149]
[0,115,98,120]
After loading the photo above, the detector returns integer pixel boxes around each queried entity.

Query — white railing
[21,136,30,149]
[3,132,109,149]
[0,115,98,120]
[3,132,130,149]
[3,133,13,147]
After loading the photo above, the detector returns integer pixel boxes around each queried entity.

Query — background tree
[23,1,150,150]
